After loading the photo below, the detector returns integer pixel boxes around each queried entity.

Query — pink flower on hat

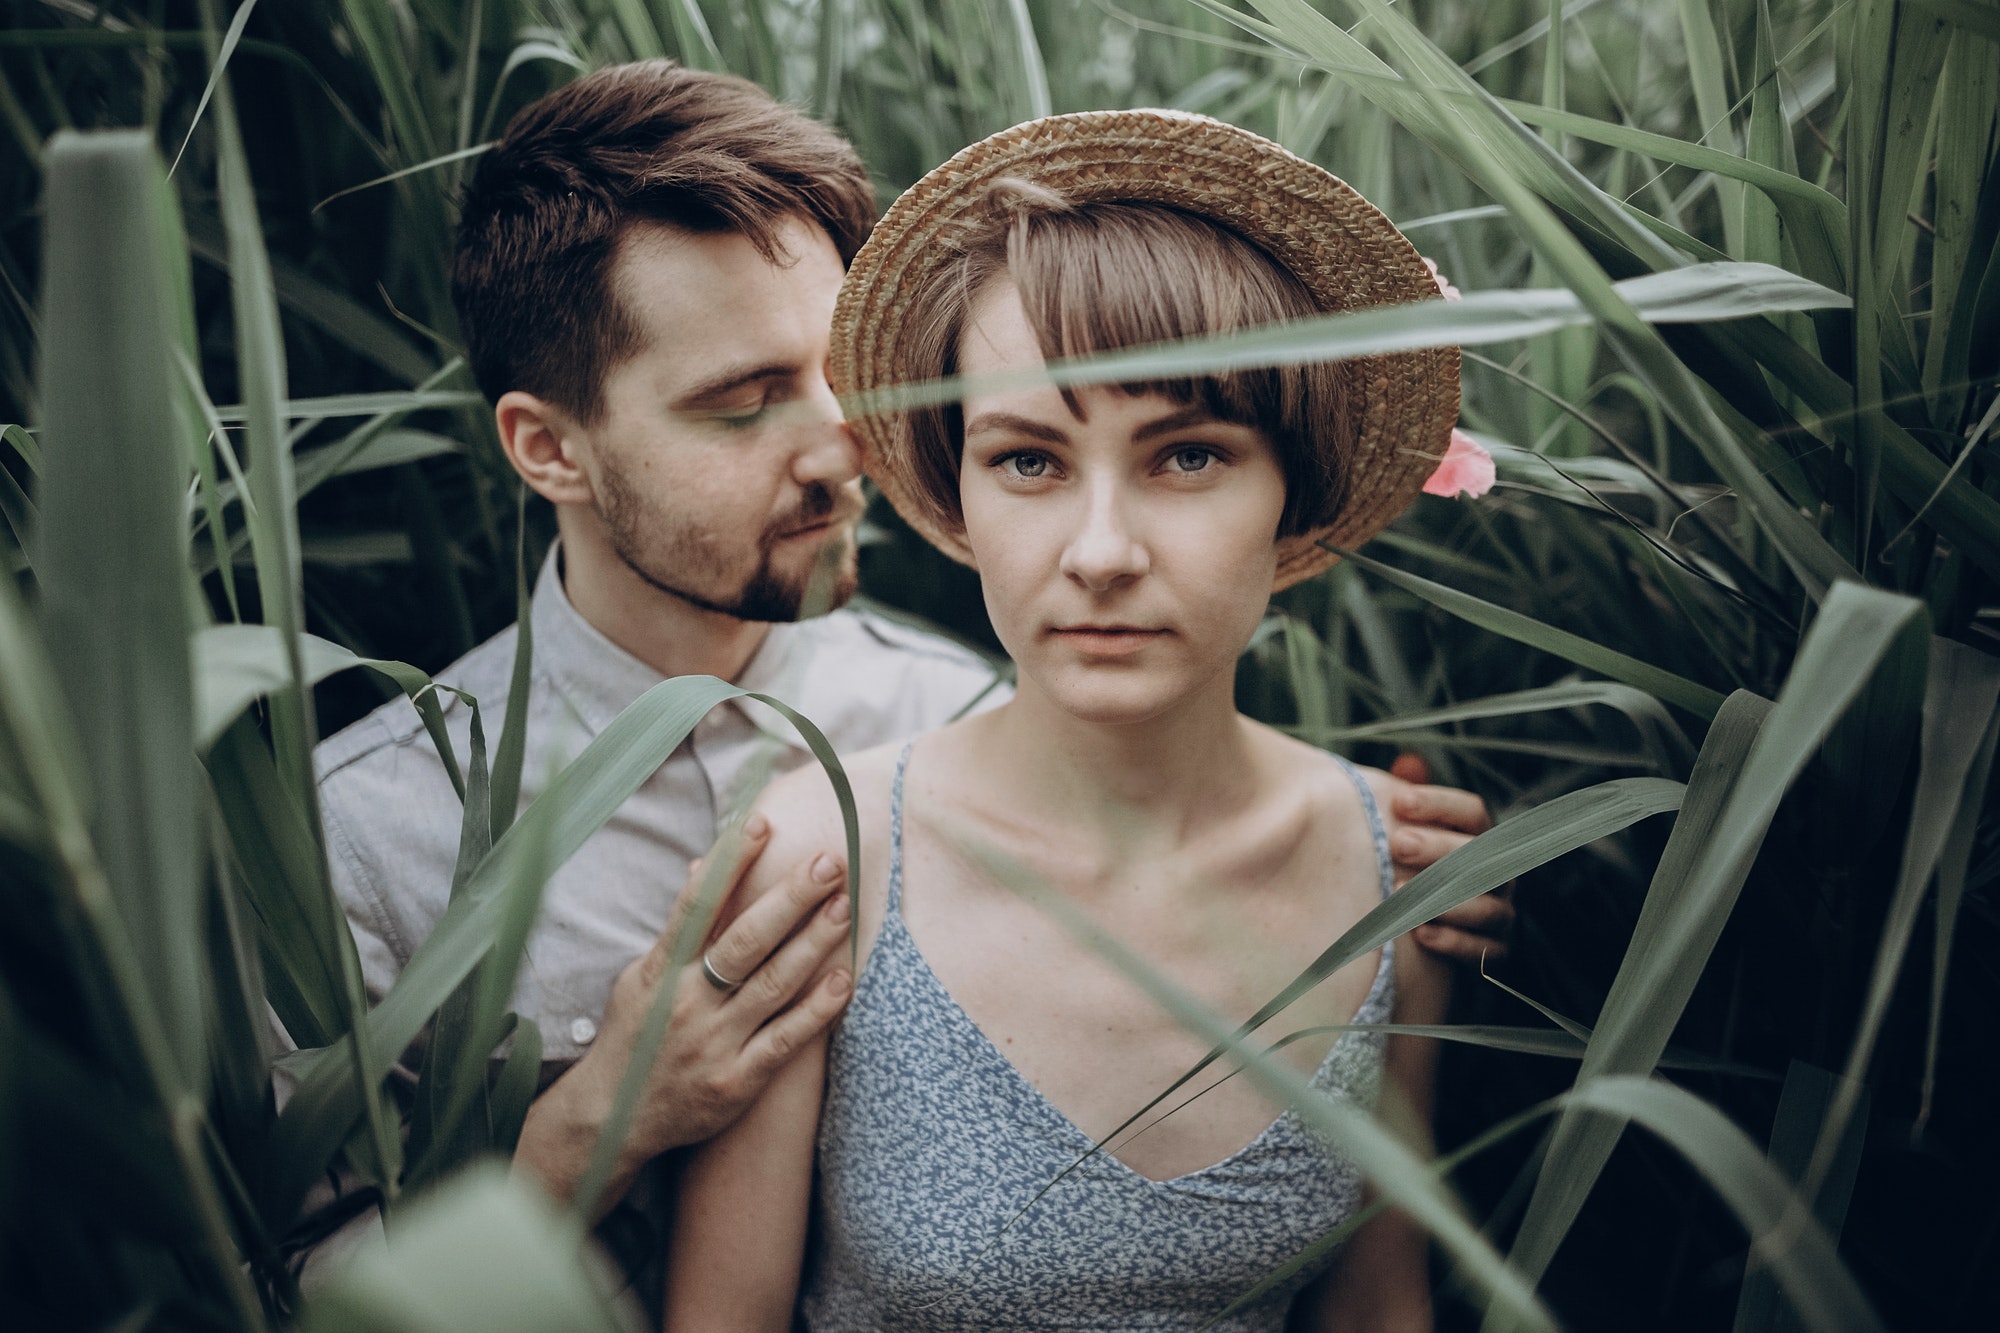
[1415,258,1488,498]
[1423,257,1462,301]
[1424,428,1496,498]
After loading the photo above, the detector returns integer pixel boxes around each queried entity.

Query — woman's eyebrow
[964,412,1068,445]
[1132,405,1225,442]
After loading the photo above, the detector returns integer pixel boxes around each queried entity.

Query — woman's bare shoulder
[740,741,905,903]
[1247,719,1411,834]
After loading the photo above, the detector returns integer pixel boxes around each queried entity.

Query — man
[312,59,1508,1296]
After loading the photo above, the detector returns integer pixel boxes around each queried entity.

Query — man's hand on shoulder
[513,814,852,1219]
[1372,754,1516,968]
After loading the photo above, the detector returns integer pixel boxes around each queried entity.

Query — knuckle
[699,1067,743,1106]
[741,965,788,1010]
[763,1027,797,1063]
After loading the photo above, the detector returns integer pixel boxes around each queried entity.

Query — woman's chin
[1030,666,1203,727]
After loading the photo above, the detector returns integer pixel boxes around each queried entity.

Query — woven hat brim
[832,109,1460,593]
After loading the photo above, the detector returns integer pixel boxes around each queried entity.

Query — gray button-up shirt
[315,549,1006,1064]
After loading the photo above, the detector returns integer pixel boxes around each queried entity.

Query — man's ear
[495,391,595,506]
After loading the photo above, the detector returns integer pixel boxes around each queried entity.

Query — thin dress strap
[886,740,915,915]
[1329,754,1396,902]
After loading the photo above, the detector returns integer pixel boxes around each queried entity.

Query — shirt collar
[529,544,814,752]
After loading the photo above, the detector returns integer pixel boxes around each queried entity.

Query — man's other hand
[513,813,851,1218]
[1381,753,1516,967]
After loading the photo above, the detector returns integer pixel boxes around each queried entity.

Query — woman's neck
[968,670,1259,854]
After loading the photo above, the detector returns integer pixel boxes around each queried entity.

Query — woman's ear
[495,391,595,506]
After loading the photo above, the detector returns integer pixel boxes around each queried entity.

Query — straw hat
[830,109,1460,592]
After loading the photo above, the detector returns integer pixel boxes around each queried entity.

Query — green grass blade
[36,129,204,1087]
[1733,1060,1871,1333]
[1800,639,2000,1202]
[1504,583,1929,1313]
[1909,0,2000,39]
[406,691,497,1181]
[205,715,349,1052]
[0,442,35,561]
[1304,680,1690,773]
[26,127,265,1327]
[1004,0,1052,119]
[1,420,42,474]
[192,622,468,801]
[1499,99,1847,286]
[845,264,1848,421]
[336,0,439,162]
[297,1165,623,1333]
[1568,1077,1886,1333]
[1741,2,1787,271]
[167,0,259,177]
[1706,315,2000,582]
[488,1015,542,1157]
[486,492,535,840]
[1338,549,1727,717]
[211,387,483,422]
[195,625,380,751]
[814,0,845,116]
[1253,1022,1773,1075]
[1921,29,2000,419]
[664,0,726,69]
[310,142,494,215]
[186,222,437,384]
[1920,687,2000,1130]
[1500,689,1770,1300]
[204,1,316,799]
[604,0,669,60]
[1678,0,1745,258]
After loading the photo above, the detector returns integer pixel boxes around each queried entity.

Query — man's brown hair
[900,186,1351,539]
[453,60,875,420]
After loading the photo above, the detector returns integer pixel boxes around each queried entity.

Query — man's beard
[598,464,860,623]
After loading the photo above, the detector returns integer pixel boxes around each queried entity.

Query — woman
[664,111,1464,1331]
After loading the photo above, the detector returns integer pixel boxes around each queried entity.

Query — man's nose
[791,378,860,488]
[1059,479,1149,591]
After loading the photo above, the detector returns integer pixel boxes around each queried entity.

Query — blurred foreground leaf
[298,1165,629,1333]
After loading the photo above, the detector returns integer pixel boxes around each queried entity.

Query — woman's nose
[1059,481,1149,591]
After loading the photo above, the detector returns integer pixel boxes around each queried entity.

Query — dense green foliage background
[2,2,1998,1331]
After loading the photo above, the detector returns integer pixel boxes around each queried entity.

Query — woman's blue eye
[1002,453,1049,479]
[1171,447,1214,472]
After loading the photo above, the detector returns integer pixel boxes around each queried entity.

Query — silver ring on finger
[701,950,743,993]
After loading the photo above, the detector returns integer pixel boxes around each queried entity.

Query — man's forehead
[609,218,842,391]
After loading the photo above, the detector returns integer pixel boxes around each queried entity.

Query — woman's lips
[1049,626,1168,656]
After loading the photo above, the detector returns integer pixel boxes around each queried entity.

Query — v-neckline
[880,906,1392,1188]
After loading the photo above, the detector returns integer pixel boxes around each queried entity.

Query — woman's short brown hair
[452,60,875,421]
[899,186,1351,539]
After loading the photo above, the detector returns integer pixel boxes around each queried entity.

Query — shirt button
[569,1016,597,1045]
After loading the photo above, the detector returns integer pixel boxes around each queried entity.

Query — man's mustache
[763,482,864,545]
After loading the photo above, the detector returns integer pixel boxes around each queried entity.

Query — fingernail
[812,853,843,884]
[826,892,851,923]
[746,813,770,838]
[1392,832,1419,859]
[827,970,851,997]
